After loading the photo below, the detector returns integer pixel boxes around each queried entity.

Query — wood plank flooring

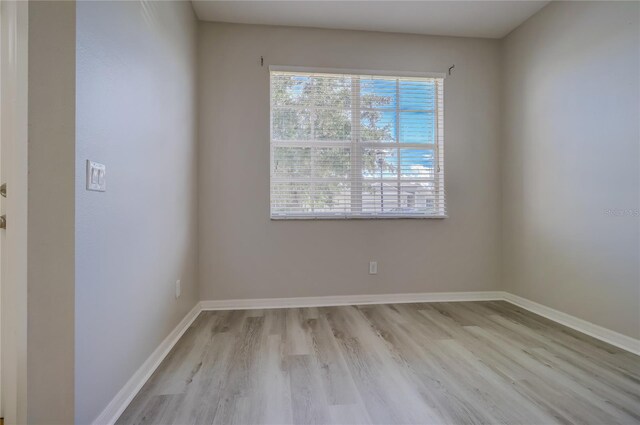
[116,301,640,424]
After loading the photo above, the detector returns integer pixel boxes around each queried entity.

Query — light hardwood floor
[117,301,640,424]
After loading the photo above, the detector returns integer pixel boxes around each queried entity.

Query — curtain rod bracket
[448,64,455,75]
[261,56,264,67]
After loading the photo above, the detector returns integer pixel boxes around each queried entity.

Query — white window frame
[270,66,447,220]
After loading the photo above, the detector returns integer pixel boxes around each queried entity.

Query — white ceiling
[192,1,550,39]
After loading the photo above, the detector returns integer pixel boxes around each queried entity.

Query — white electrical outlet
[175,280,181,299]
[86,160,106,192]
[369,261,378,275]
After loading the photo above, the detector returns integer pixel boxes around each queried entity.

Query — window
[270,67,446,219]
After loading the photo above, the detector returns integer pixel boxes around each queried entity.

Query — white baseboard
[199,291,504,310]
[502,292,640,356]
[92,303,202,425]
[94,289,639,425]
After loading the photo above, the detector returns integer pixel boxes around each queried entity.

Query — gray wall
[501,1,640,338]
[198,23,502,301]
[75,1,199,423]
[27,1,76,423]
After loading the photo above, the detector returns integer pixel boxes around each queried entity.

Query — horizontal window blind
[270,69,446,219]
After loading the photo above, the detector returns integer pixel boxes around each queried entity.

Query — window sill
[270,214,448,220]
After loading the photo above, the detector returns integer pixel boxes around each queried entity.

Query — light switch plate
[86,160,106,192]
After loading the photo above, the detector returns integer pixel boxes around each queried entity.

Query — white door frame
[0,1,28,424]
